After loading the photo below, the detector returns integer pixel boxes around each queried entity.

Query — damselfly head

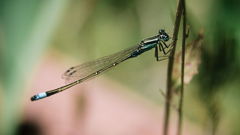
[159,29,169,42]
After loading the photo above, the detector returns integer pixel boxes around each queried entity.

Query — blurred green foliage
[193,0,240,134]
[0,0,68,134]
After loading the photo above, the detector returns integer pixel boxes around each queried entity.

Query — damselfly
[31,29,172,101]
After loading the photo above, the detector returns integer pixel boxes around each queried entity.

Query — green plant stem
[177,0,186,134]
[163,0,184,134]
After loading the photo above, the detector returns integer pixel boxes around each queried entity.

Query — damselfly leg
[155,41,174,61]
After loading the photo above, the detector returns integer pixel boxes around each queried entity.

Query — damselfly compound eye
[159,30,170,42]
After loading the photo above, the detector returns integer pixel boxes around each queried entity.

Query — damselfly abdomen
[31,29,172,101]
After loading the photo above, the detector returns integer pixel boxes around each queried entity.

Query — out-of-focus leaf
[173,31,204,90]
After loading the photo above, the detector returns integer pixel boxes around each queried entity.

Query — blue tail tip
[30,92,47,101]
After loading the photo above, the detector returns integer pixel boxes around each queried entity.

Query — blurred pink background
[22,55,201,135]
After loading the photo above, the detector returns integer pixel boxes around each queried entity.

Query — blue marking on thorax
[141,43,157,50]
[130,43,157,58]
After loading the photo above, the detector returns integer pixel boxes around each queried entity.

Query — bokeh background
[0,0,240,135]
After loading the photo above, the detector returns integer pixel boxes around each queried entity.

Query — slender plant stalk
[177,0,186,134]
[163,0,184,134]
